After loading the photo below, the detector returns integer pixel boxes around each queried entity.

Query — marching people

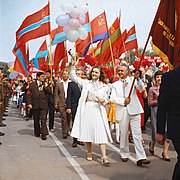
[23,75,33,121]
[27,72,50,140]
[70,63,113,166]
[148,71,170,161]
[0,68,6,127]
[156,66,180,180]
[45,70,56,132]
[110,63,151,166]
[66,68,84,147]
[54,69,72,139]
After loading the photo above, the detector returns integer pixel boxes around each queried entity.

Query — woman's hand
[98,98,105,105]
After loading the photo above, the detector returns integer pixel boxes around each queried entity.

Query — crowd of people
[0,59,179,177]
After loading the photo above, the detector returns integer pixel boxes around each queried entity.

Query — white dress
[70,68,113,144]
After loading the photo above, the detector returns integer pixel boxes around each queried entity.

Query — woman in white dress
[70,65,113,165]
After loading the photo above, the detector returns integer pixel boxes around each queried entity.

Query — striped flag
[16,3,50,48]
[34,40,48,69]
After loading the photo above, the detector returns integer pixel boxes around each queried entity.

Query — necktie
[121,79,126,97]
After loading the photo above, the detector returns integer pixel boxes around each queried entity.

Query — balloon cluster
[56,3,88,42]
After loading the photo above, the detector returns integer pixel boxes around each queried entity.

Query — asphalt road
[0,103,177,180]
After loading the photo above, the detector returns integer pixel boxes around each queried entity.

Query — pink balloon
[8,61,14,68]
[79,17,86,25]
[68,18,80,29]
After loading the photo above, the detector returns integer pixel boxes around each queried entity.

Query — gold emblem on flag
[110,27,115,34]
[98,16,105,26]
[42,8,45,18]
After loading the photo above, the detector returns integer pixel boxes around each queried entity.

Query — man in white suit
[110,63,151,166]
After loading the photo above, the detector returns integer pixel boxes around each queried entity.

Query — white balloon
[63,25,73,34]
[68,18,80,29]
[56,14,70,26]
[78,26,88,40]
[61,3,74,13]
[67,30,79,42]
[70,8,80,18]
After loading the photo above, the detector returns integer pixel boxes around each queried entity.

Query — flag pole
[104,11,116,75]
[86,8,95,58]
[48,0,54,94]
[127,32,151,98]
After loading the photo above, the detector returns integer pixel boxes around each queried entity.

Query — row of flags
[12,0,180,77]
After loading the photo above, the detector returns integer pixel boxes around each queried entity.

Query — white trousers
[119,108,147,161]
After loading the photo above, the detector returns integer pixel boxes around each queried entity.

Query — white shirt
[60,79,71,98]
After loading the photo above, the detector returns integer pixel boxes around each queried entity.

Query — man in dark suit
[156,66,180,180]
[27,72,50,140]
[45,70,56,132]
[66,68,83,147]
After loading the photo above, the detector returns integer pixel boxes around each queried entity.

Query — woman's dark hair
[133,69,143,79]
[89,66,106,83]
[154,70,163,79]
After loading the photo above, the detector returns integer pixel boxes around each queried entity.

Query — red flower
[84,55,98,66]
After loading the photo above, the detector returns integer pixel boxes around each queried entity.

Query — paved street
[0,103,177,180]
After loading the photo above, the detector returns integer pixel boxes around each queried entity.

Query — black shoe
[149,142,154,155]
[72,141,78,147]
[41,135,47,140]
[63,135,67,139]
[77,141,85,146]
[0,142,2,145]
[3,114,8,117]
[137,159,151,166]
[162,152,171,162]
[0,132,5,136]
[0,123,6,127]
[2,117,6,121]
[121,158,128,162]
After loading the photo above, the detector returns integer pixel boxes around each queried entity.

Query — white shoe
[50,129,55,132]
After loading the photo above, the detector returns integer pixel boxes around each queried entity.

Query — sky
[0,0,160,63]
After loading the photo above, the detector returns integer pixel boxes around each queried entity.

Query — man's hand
[156,133,165,145]
[55,104,58,110]
[124,97,131,105]
[66,109,71,114]
[28,104,32,109]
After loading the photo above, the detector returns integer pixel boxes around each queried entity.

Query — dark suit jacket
[66,81,81,120]
[157,67,180,139]
[27,81,50,110]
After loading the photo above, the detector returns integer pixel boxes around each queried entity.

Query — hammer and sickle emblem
[42,9,45,18]
[98,16,105,26]
[110,27,115,34]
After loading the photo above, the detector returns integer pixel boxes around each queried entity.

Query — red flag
[13,44,28,76]
[53,42,66,72]
[124,25,138,52]
[150,0,180,69]
[113,29,128,58]
[16,3,50,48]
[51,26,63,40]
[76,11,109,57]
[34,40,48,69]
[98,17,121,65]
[91,11,109,40]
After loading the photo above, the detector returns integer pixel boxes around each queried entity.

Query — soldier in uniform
[0,68,6,127]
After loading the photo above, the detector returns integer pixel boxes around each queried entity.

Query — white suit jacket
[69,67,113,143]
[110,76,144,121]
